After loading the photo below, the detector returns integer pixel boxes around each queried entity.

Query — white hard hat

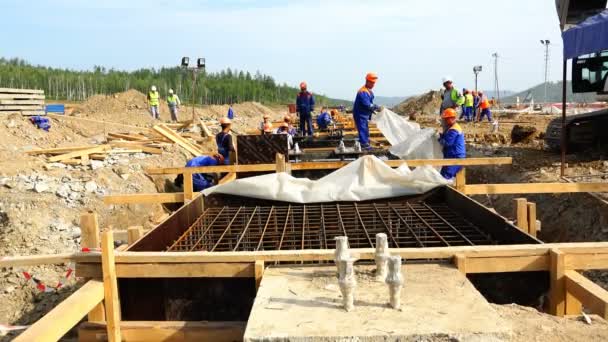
[169,89,174,94]
[442,76,453,84]
[151,85,157,91]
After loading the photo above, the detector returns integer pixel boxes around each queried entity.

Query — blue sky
[1,0,566,99]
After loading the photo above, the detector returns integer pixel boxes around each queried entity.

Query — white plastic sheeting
[202,155,449,203]
[373,108,443,160]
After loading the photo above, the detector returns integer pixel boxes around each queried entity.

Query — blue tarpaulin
[563,9,608,59]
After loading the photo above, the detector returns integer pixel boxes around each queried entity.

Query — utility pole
[492,52,500,106]
[473,65,483,92]
[180,56,207,135]
[540,40,551,104]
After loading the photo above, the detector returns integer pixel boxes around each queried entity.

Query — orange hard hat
[300,82,307,89]
[214,154,225,164]
[441,108,457,119]
[263,122,273,132]
[219,117,231,125]
[366,72,378,82]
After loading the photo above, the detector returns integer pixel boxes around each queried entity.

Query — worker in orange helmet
[438,108,466,180]
[262,121,273,135]
[283,115,297,136]
[296,81,315,136]
[353,72,383,150]
[216,117,235,164]
[259,114,272,134]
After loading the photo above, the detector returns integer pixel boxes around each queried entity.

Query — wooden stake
[454,168,466,193]
[80,211,105,322]
[183,171,194,201]
[527,202,537,237]
[255,260,265,290]
[454,254,467,274]
[275,153,287,173]
[101,230,121,341]
[127,226,144,245]
[514,198,528,232]
[549,249,566,316]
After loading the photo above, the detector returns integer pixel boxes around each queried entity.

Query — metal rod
[189,206,227,251]
[337,204,348,237]
[321,205,328,249]
[406,203,450,246]
[233,207,259,250]
[373,204,400,247]
[301,205,306,250]
[255,206,275,251]
[278,205,292,250]
[166,207,210,251]
[354,203,373,247]
[422,203,473,246]
[210,206,243,252]
[388,205,425,247]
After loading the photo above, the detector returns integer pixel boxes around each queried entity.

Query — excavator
[544,0,608,151]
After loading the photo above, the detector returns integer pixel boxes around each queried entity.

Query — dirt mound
[392,90,442,117]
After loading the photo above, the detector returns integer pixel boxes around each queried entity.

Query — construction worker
[462,90,474,122]
[216,118,235,165]
[472,91,480,121]
[439,77,464,116]
[147,85,160,119]
[284,115,297,136]
[438,108,466,180]
[353,72,381,150]
[296,82,315,136]
[478,92,493,122]
[277,122,290,134]
[316,108,332,130]
[227,104,235,120]
[259,114,272,134]
[167,89,181,122]
[173,154,225,192]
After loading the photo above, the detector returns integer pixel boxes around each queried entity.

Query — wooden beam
[13,280,104,342]
[0,94,45,100]
[145,157,513,175]
[566,285,583,316]
[103,193,185,205]
[464,182,608,195]
[0,253,81,267]
[276,153,287,173]
[101,231,121,341]
[0,87,44,94]
[464,255,549,273]
[76,262,255,278]
[565,270,608,319]
[549,249,566,316]
[80,211,105,322]
[514,198,528,232]
[25,145,96,155]
[564,253,608,270]
[454,254,466,274]
[48,145,109,163]
[109,141,163,154]
[255,260,265,289]
[183,172,194,201]
[127,226,144,245]
[454,168,466,193]
[152,124,202,157]
[218,172,237,185]
[527,202,537,237]
[78,321,246,342]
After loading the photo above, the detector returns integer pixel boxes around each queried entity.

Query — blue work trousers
[354,114,370,147]
[440,165,463,180]
[479,109,492,122]
[299,112,313,136]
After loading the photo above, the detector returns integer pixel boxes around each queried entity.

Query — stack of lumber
[0,88,45,116]
[26,142,163,166]
[152,124,206,157]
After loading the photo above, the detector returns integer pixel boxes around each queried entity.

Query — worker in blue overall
[174,154,225,192]
[438,108,466,180]
[316,108,332,130]
[296,82,315,136]
[353,72,381,150]
[216,117,235,164]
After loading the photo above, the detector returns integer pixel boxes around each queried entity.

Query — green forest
[0,57,343,106]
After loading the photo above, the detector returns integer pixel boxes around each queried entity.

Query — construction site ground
[2,89,608,340]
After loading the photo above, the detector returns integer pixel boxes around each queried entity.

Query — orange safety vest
[480,99,490,110]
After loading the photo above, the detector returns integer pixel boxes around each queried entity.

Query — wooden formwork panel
[237,134,288,164]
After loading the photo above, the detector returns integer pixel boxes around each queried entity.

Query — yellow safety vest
[148,91,159,106]
[167,94,177,105]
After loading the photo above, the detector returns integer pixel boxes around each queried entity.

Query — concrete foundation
[244,264,511,342]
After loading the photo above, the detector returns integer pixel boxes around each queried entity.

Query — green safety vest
[167,94,177,105]
[148,91,159,106]
[464,94,474,107]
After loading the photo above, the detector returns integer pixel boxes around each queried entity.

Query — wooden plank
[464,182,608,195]
[0,99,44,105]
[454,168,466,192]
[107,132,148,141]
[564,253,608,270]
[565,270,608,319]
[109,141,162,154]
[79,211,105,322]
[549,249,566,316]
[218,172,237,185]
[20,110,46,116]
[0,87,44,94]
[78,321,246,342]
[527,202,537,237]
[454,254,466,274]
[152,124,202,157]
[25,145,96,155]
[101,231,121,341]
[183,172,194,201]
[255,260,265,289]
[514,198,528,232]
[464,255,549,273]
[0,105,44,110]
[103,193,185,205]
[48,145,109,162]
[145,157,513,175]
[13,280,104,342]
[0,94,45,100]
[127,226,144,245]
[76,262,255,278]
[0,253,82,267]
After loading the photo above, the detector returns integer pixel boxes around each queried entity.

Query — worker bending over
[353,73,381,150]
[478,91,493,122]
[438,108,466,180]
[216,118,235,164]
[147,85,160,119]
[167,89,181,122]
[296,82,315,136]
[316,108,332,130]
[174,154,225,192]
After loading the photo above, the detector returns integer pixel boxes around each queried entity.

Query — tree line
[0,57,341,106]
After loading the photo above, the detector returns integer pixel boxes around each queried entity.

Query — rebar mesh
[167,201,493,252]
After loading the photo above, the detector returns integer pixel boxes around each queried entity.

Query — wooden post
[527,202,537,237]
[127,226,144,245]
[275,153,287,173]
[183,171,194,201]
[455,168,466,193]
[101,230,121,341]
[80,211,105,322]
[254,260,265,290]
[514,198,528,232]
[454,254,467,274]
[549,249,566,316]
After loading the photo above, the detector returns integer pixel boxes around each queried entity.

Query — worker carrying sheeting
[438,108,465,180]
[216,117,235,164]
[296,82,315,136]
[353,72,382,150]
[174,154,225,191]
